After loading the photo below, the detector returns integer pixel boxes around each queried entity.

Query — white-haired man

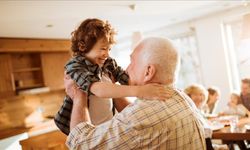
[65,37,206,149]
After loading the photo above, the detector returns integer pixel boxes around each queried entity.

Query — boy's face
[85,38,111,67]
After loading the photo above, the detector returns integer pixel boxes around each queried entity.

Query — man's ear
[143,64,156,83]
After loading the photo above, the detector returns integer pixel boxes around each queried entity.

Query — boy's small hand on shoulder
[139,83,173,101]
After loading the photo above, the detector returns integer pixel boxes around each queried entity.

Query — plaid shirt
[66,87,206,150]
[54,55,129,135]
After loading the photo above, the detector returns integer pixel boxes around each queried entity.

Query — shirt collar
[75,55,101,74]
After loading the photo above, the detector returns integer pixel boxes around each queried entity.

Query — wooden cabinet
[0,38,71,97]
[41,52,70,90]
[0,54,15,98]
[0,52,70,97]
[20,130,67,150]
[11,53,44,91]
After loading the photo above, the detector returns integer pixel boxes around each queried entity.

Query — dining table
[211,117,250,150]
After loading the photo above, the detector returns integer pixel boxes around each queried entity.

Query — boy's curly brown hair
[71,18,116,56]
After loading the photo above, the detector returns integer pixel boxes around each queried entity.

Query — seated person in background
[184,84,214,150]
[185,84,229,150]
[241,78,250,111]
[219,92,250,117]
[184,84,208,113]
[204,87,220,114]
[65,37,206,150]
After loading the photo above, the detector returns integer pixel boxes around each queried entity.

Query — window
[171,33,203,89]
[223,17,250,91]
[110,32,203,90]
[110,37,131,69]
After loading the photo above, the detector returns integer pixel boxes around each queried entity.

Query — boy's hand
[138,83,174,101]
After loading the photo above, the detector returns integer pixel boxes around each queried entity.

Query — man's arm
[70,95,90,130]
[64,74,91,130]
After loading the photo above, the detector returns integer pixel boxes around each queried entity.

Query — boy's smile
[85,38,111,67]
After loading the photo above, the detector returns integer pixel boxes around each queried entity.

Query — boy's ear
[143,64,156,83]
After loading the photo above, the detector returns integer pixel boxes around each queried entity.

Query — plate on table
[204,113,218,119]
[210,123,225,131]
[245,124,250,130]
[217,115,238,126]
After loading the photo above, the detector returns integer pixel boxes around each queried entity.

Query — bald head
[132,37,180,84]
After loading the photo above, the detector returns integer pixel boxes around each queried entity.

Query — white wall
[145,5,250,113]
[194,15,231,113]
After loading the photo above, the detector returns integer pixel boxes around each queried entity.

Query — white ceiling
[0,1,247,40]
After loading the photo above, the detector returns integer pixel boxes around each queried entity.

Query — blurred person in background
[204,87,220,114]
[219,92,250,117]
[241,78,250,111]
[185,84,228,150]
[184,84,214,150]
[184,84,208,112]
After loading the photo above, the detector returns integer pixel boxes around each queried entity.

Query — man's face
[241,82,250,96]
[126,45,146,86]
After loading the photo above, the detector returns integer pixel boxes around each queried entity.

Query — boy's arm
[104,57,129,85]
[66,56,171,100]
[90,82,171,100]
[90,82,138,98]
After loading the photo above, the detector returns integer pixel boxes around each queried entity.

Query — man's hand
[64,73,87,104]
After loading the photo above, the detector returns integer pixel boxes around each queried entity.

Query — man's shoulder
[116,91,194,124]
[127,90,193,113]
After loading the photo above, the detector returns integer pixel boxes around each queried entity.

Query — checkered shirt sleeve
[65,55,101,94]
[103,57,129,85]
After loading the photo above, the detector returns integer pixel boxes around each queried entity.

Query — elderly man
[65,37,206,149]
[241,78,250,111]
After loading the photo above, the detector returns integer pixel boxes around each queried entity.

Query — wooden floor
[0,126,31,140]
[20,130,67,150]
[0,119,68,150]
